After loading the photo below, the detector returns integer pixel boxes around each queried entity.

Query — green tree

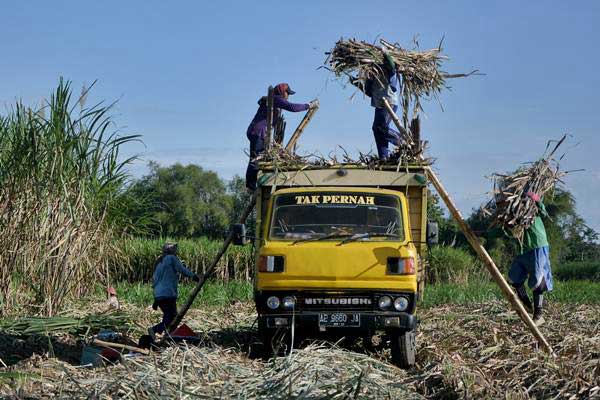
[227,175,256,236]
[130,162,232,238]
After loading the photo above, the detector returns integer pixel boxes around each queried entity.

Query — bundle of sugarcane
[0,312,133,336]
[325,38,476,126]
[481,136,569,242]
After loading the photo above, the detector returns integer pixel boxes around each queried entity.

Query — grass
[111,237,253,282]
[105,281,254,308]
[422,280,600,308]
[104,279,600,310]
[553,260,600,281]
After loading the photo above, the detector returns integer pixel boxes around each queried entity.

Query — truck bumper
[259,311,416,332]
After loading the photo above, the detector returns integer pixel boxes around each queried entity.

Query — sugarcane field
[1,3,600,400]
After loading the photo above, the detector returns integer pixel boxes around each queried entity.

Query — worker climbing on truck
[148,242,200,341]
[508,191,554,326]
[245,83,318,191]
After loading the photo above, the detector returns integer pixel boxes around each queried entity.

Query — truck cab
[236,164,433,368]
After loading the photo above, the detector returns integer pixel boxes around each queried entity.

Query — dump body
[252,164,428,356]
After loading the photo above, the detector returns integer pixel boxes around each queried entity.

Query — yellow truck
[233,164,438,368]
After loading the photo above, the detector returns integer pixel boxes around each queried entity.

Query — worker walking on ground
[363,50,404,160]
[508,191,554,326]
[148,243,199,340]
[245,83,317,191]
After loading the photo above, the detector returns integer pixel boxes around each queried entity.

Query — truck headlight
[394,296,409,311]
[266,296,280,310]
[282,296,295,309]
[378,295,392,310]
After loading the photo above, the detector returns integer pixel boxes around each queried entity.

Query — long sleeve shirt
[370,53,400,108]
[247,95,309,138]
[152,254,196,299]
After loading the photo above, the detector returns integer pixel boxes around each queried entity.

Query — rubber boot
[533,293,545,327]
[514,285,533,313]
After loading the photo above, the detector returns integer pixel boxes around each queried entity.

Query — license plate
[318,313,360,327]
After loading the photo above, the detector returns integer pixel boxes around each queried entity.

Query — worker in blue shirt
[364,50,404,160]
[148,243,199,340]
[245,83,317,191]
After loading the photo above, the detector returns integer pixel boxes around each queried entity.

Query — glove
[308,99,319,109]
[526,191,541,202]
[151,300,158,311]
[192,274,201,283]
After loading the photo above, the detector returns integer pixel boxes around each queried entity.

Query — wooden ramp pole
[381,99,554,354]
[168,191,259,332]
[264,86,275,150]
[286,102,319,152]
[425,167,554,354]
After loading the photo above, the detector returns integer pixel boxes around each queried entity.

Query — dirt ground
[1,300,598,399]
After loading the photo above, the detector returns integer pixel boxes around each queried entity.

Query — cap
[274,83,295,96]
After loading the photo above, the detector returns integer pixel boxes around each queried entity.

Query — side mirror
[426,221,439,246]
[231,223,247,246]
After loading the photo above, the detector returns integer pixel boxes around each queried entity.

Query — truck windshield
[269,192,404,241]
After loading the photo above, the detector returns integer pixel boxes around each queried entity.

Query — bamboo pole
[382,99,554,354]
[264,86,274,150]
[381,99,414,147]
[91,338,150,355]
[286,102,319,152]
[168,190,259,332]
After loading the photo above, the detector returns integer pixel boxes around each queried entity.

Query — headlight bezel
[266,296,280,310]
[393,296,409,311]
[378,295,392,310]
[282,296,296,309]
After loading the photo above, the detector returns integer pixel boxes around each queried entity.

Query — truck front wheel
[391,329,416,369]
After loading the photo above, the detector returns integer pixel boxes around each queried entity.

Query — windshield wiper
[292,232,353,245]
[338,232,401,245]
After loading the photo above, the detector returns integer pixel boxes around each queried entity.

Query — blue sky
[1,1,599,231]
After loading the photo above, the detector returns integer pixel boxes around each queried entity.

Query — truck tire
[391,329,416,369]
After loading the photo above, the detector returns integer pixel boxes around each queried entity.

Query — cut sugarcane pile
[481,135,569,242]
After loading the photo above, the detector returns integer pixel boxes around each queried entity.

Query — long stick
[425,167,554,354]
[381,99,414,147]
[168,191,259,332]
[264,86,274,150]
[286,103,319,152]
[91,338,150,355]
[382,101,554,354]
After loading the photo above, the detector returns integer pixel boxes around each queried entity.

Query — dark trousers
[151,297,178,334]
[372,105,401,159]
[245,134,265,190]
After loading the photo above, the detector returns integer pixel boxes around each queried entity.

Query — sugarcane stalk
[91,338,150,355]
[286,103,319,152]
[382,99,415,148]
[264,86,274,150]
